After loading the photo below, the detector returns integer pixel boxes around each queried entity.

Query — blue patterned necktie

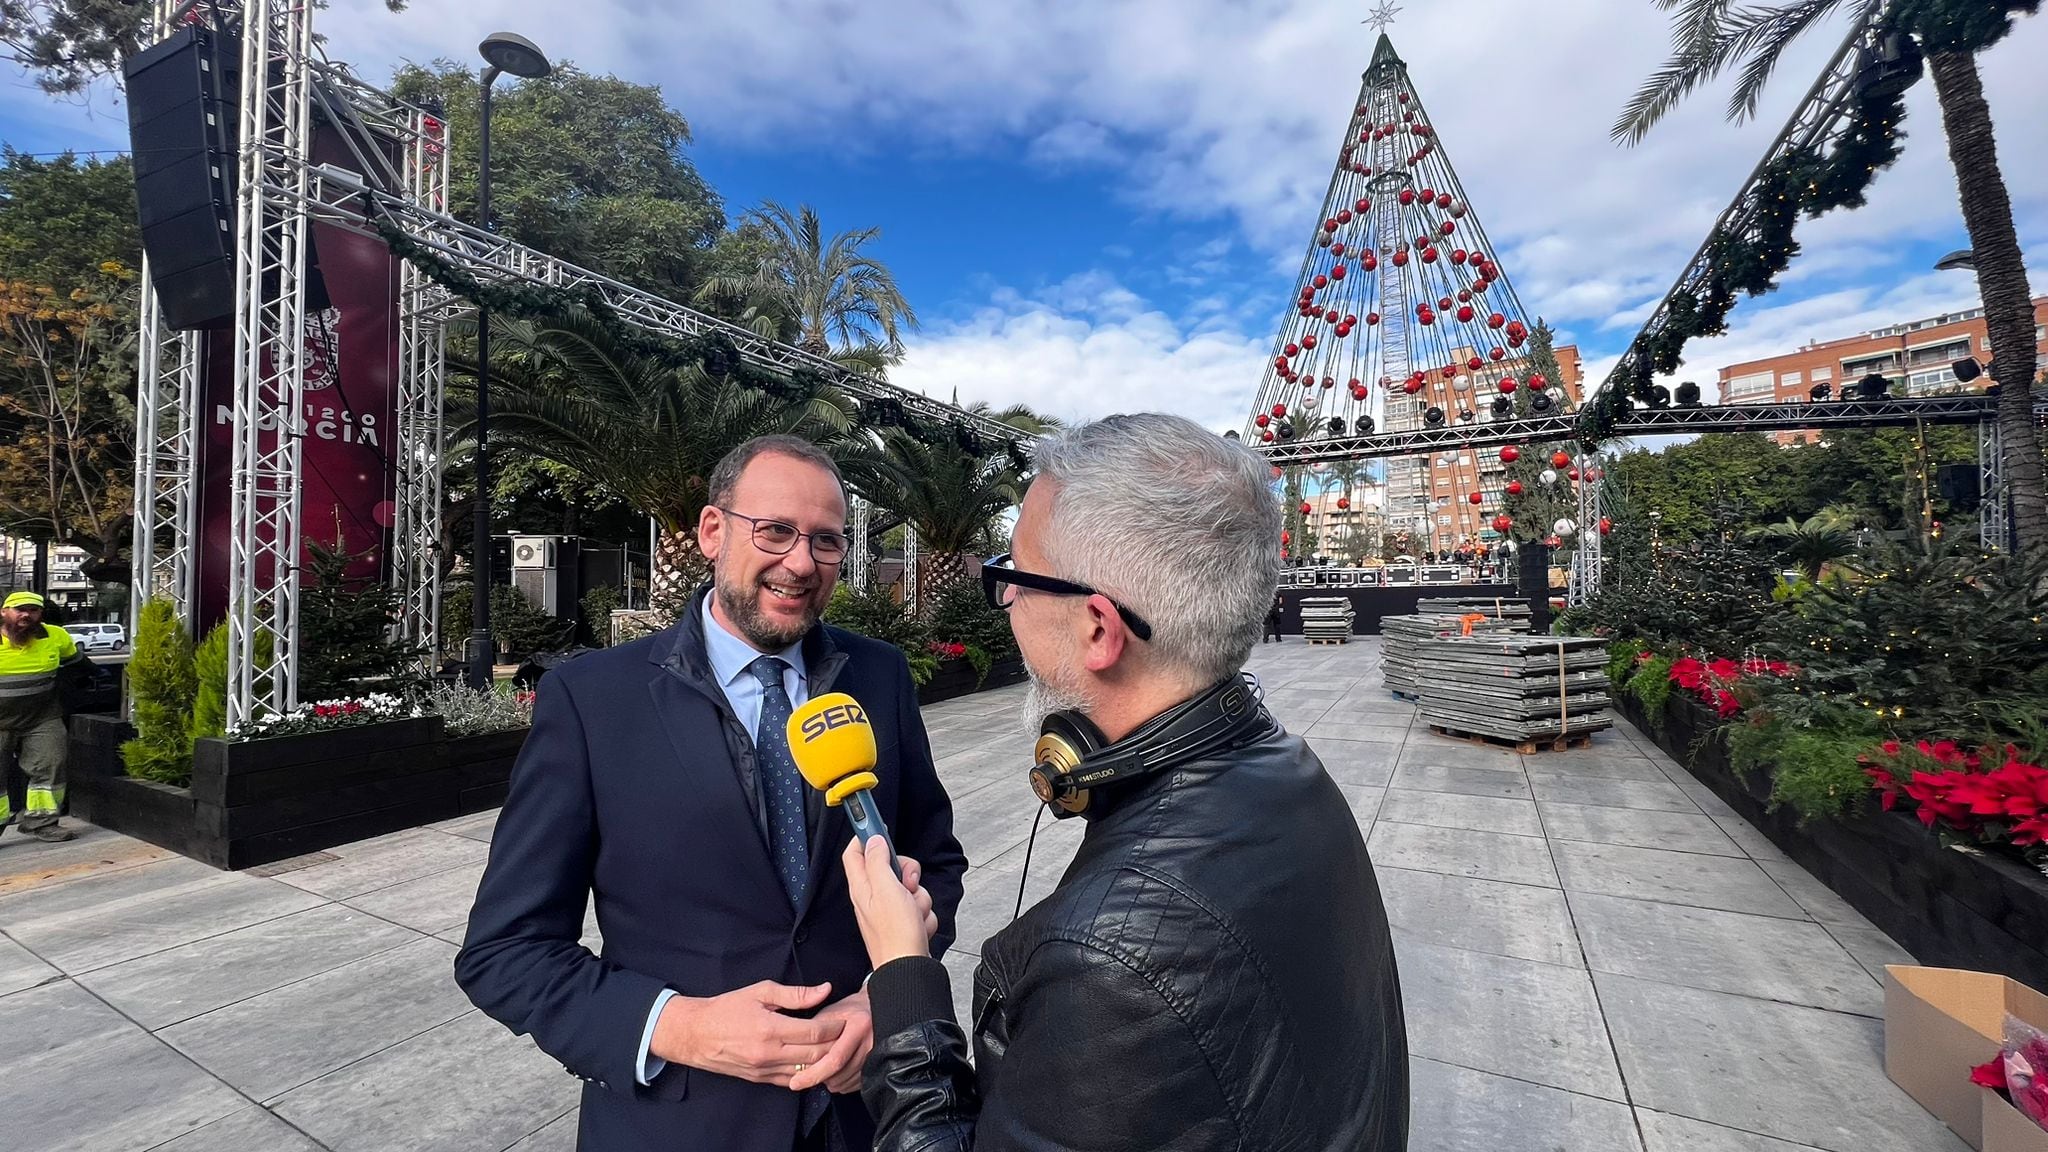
[749,656,810,908]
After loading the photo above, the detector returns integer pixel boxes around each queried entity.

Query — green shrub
[1626,654,1675,727]
[924,581,1017,663]
[121,598,196,785]
[191,623,228,743]
[580,584,623,646]
[826,583,930,652]
[1768,728,1873,825]
[1605,639,1648,691]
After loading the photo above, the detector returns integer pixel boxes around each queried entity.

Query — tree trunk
[1927,50,2047,561]
[916,551,970,617]
[650,529,707,619]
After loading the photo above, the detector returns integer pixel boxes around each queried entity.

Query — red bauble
[1467,356,1484,371]
[1331,264,1347,280]
[1354,197,1370,213]
[1284,343,1299,357]
[1321,376,1336,389]
[1499,446,1521,463]
[1272,403,1288,417]
[1326,309,1341,323]
[1499,379,1518,394]
[1366,311,1381,325]
[1313,274,1328,289]
[1362,254,1379,271]
[1468,492,1484,506]
[1274,355,1289,368]
[1255,414,1271,428]
[1440,220,1456,236]
[1331,242,1346,257]
[1301,334,1318,349]
[1457,305,1475,322]
[1323,219,1339,233]
[1418,311,1435,326]
[1418,187,1435,202]
[1492,515,1513,533]
[1436,193,1452,209]
[1507,331,1525,347]
[1568,468,1582,481]
[1488,312,1507,329]
[1344,314,1359,327]
[1451,248,1469,265]
[1489,347,1506,361]
[1338,211,1354,226]
[1438,295,1455,310]
[1402,378,1425,394]
[1506,481,1524,496]
[1399,189,1417,205]
[1392,250,1409,267]
[1350,385,1367,400]
[1421,247,1439,263]
[1527,373,1547,390]
[1261,430,1274,442]
[1337,498,1351,510]
[1599,517,1613,535]
[1551,450,1572,468]
[1398,92,1410,104]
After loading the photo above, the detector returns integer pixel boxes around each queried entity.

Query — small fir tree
[121,598,196,784]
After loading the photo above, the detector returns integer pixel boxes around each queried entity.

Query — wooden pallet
[1389,689,1420,702]
[1427,723,1596,755]
[1305,637,1348,646]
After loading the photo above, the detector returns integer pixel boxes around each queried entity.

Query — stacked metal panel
[1415,597,1532,624]
[1414,634,1614,743]
[1300,597,1356,643]
[1381,611,1526,699]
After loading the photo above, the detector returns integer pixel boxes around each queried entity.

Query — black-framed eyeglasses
[980,553,1153,641]
[716,508,851,564]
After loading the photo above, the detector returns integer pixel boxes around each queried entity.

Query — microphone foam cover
[785,692,878,790]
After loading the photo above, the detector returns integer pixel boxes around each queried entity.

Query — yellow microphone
[786,692,899,875]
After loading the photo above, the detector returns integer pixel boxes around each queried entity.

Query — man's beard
[0,619,31,643]
[1021,644,1096,737]
[713,564,825,651]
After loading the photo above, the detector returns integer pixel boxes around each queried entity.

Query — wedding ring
[795,1063,806,1073]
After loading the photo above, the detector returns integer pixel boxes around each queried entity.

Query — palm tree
[1748,507,1860,581]
[844,403,1055,613]
[1613,0,2045,561]
[447,312,857,613]
[694,201,917,371]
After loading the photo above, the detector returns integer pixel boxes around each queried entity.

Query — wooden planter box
[1617,691,2048,989]
[67,714,528,871]
[918,655,1027,706]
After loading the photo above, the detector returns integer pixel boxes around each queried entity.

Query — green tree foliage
[693,201,917,366]
[388,62,725,304]
[297,536,410,700]
[489,585,575,659]
[120,597,194,783]
[1748,507,1859,581]
[1564,504,1779,656]
[191,622,228,743]
[0,0,404,94]
[0,148,139,291]
[844,422,1030,611]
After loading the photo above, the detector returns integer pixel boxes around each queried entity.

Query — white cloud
[889,272,1268,433]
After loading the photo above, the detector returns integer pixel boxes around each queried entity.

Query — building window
[1781,371,1802,387]
[1437,514,1451,526]
[1907,339,1972,368]
[1842,352,1901,376]
[1909,368,1959,394]
[1727,371,1774,400]
[1811,367,1832,381]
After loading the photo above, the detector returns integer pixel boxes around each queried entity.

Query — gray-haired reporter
[843,414,1409,1151]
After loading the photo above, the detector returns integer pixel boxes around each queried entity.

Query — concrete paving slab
[0,980,247,1152]
[1519,755,1670,782]
[272,829,489,902]
[1395,937,1625,1101]
[505,1111,580,1152]
[1570,893,1882,1016]
[1597,972,1969,1152]
[150,1105,329,1152]
[1389,762,1533,800]
[1528,772,1701,813]
[0,929,58,996]
[1377,867,1583,968]
[0,856,326,973]
[1408,1057,1642,1152]
[426,811,498,844]
[272,1009,581,1152]
[1378,789,1544,837]
[0,824,171,898]
[161,935,469,1101]
[1539,801,1745,857]
[79,903,420,1030]
[1370,822,1559,887]
[1395,742,1523,772]
[1340,784,1386,827]
[342,861,485,936]
[1304,718,1413,743]
[1637,1109,1831,1151]
[1551,841,1807,919]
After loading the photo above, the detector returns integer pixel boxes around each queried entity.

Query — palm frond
[1611,0,1850,143]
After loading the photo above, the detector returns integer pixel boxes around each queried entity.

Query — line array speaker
[126,24,243,330]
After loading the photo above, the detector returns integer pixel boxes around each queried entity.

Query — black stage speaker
[1937,464,1980,504]
[126,24,242,330]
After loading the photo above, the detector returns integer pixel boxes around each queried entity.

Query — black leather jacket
[862,722,1409,1151]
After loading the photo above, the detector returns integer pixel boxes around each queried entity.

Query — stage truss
[130,0,1020,729]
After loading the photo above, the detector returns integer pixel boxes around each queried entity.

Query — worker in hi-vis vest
[1,591,87,843]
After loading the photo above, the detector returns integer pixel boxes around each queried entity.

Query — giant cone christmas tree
[1244,33,1579,552]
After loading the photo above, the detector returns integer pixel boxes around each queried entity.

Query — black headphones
[1028,673,1276,818]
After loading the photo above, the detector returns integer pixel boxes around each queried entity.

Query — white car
[69,623,127,653]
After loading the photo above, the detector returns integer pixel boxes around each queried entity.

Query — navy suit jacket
[456,592,968,1152]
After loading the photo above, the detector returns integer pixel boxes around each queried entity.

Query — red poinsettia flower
[1668,657,1707,691]
[1712,690,1741,718]
[1881,740,1902,757]
[1706,657,1740,684]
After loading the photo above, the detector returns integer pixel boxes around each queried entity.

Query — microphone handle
[844,788,902,879]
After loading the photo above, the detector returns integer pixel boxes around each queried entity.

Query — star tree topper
[1364,1,1401,32]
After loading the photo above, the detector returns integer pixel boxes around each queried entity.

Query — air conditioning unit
[511,535,557,570]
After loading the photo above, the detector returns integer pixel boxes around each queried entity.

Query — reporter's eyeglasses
[980,553,1153,641]
[717,508,850,565]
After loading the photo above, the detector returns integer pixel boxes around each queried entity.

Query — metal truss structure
[129,0,1006,729]
[846,499,873,589]
[902,525,920,617]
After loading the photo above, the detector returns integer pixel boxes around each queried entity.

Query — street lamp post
[465,32,554,690]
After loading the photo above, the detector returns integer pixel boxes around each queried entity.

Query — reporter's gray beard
[1021,646,1095,737]
[713,565,825,652]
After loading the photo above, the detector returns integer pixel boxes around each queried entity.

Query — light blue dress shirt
[637,597,810,1085]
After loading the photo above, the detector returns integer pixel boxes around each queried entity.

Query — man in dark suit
[457,434,968,1152]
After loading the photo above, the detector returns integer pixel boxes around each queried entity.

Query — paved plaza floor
[0,638,1965,1152]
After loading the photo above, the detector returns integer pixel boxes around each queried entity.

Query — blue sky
[4,0,2043,432]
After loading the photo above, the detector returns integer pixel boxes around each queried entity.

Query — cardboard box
[1983,1088,2048,1152]
[1887,966,2048,1150]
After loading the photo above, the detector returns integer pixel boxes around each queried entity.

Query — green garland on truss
[373,219,1027,470]
[1577,0,2039,449]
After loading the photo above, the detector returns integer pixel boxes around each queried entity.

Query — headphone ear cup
[1033,711,1106,814]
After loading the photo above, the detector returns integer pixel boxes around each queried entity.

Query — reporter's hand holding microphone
[783,692,941,985]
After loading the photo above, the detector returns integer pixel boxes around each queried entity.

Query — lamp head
[480,32,553,80]
[1934,249,1976,273]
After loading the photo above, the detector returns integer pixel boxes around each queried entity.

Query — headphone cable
[1012,804,1049,923]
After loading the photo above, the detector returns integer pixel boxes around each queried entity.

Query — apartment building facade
[1382,342,1585,554]
[1716,296,2048,445]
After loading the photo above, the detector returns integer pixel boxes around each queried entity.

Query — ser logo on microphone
[798,702,866,743]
